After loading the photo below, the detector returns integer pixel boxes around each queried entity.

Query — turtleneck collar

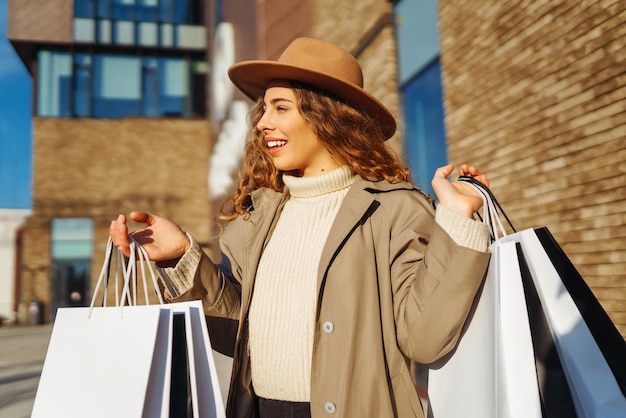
[283,166,356,198]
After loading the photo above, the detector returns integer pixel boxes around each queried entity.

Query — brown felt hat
[227,37,397,139]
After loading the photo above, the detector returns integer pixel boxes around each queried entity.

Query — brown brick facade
[19,118,211,322]
[311,0,403,154]
[8,0,73,44]
[438,0,626,336]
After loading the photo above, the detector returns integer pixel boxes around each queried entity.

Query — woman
[111,38,491,418]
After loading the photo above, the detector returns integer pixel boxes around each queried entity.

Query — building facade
[437,0,626,337]
[8,0,212,322]
[8,0,624,341]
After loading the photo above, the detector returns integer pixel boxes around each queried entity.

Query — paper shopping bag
[515,242,578,418]
[510,228,626,418]
[427,239,542,418]
[427,177,542,418]
[32,237,226,418]
[32,305,171,418]
[167,301,226,418]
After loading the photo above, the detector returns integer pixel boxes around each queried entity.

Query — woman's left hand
[431,164,488,218]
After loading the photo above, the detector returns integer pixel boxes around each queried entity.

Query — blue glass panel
[395,0,440,84]
[159,0,173,22]
[403,59,448,196]
[75,0,95,18]
[97,0,111,18]
[59,77,72,117]
[113,0,135,20]
[37,51,72,117]
[157,57,187,116]
[142,57,158,116]
[51,218,94,259]
[74,54,92,117]
[173,0,188,24]
[137,0,158,21]
[93,54,141,118]
[174,0,201,24]
[215,0,223,24]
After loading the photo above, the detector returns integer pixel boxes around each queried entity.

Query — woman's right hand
[109,212,190,262]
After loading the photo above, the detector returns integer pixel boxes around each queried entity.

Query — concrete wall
[0,209,31,323]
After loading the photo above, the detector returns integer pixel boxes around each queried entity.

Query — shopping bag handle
[119,237,165,307]
[458,176,517,242]
[88,236,164,317]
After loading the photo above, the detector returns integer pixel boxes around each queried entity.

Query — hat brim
[228,61,397,139]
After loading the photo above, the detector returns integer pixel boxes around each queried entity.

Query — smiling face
[256,81,339,177]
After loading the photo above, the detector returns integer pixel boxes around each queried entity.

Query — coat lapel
[239,187,287,313]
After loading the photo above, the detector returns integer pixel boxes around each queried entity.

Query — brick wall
[8,0,72,43]
[19,118,211,321]
[438,0,626,336]
[311,0,403,154]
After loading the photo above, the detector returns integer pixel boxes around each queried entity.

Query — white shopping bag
[167,301,226,418]
[32,237,226,418]
[427,240,542,418]
[32,305,170,418]
[427,179,542,418]
[508,228,626,418]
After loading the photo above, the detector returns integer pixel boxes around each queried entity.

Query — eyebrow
[265,97,293,106]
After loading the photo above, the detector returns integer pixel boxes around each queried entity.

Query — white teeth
[267,140,286,148]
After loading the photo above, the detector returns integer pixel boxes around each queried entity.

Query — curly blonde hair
[220,82,411,220]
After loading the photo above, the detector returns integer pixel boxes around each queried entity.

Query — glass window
[190,59,207,116]
[93,55,141,118]
[177,25,206,49]
[97,0,111,18]
[395,0,440,85]
[38,51,72,117]
[142,57,158,116]
[97,19,112,43]
[160,23,174,47]
[215,0,223,25]
[158,57,188,116]
[159,0,173,23]
[138,21,158,46]
[402,59,448,196]
[37,50,205,119]
[74,54,92,117]
[74,18,96,42]
[51,218,93,311]
[173,0,202,25]
[137,0,158,22]
[51,218,94,259]
[74,0,95,18]
[113,0,135,20]
[114,20,135,44]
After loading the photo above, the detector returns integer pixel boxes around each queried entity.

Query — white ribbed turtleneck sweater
[248,166,356,402]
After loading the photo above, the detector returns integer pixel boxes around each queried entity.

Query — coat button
[324,402,336,414]
[322,321,334,333]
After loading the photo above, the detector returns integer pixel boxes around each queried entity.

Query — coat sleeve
[388,192,491,364]
[162,225,241,357]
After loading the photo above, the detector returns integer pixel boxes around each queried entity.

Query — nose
[256,109,273,132]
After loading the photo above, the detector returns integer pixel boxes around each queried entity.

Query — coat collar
[237,177,432,311]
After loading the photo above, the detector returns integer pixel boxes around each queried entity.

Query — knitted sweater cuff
[435,205,490,252]
[157,233,201,299]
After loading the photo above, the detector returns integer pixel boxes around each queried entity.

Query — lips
[266,138,287,154]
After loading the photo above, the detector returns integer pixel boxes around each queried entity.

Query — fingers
[109,214,131,257]
[129,211,155,225]
[433,163,454,179]
[458,164,489,187]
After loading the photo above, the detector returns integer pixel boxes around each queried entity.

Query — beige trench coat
[173,176,490,418]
